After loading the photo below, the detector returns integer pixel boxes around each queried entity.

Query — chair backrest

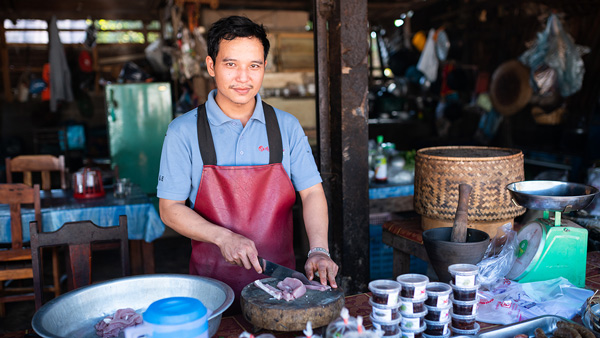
[29,215,130,309]
[0,183,41,253]
[0,183,41,300]
[5,155,67,190]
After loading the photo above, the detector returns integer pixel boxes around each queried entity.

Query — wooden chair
[4,155,64,302]
[30,216,130,309]
[0,183,41,317]
[5,154,68,190]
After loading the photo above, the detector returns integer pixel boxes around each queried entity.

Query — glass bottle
[373,135,388,183]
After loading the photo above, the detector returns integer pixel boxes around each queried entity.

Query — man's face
[206,37,266,112]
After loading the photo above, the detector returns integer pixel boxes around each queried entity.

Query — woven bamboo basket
[414,146,526,235]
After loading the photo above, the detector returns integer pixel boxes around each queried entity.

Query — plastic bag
[118,62,152,83]
[416,29,438,82]
[476,222,517,291]
[477,277,594,325]
[519,13,590,97]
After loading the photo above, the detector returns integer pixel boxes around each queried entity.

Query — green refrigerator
[105,83,173,198]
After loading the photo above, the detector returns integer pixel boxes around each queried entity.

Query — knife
[258,257,312,285]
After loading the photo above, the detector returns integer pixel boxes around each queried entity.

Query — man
[157,15,338,301]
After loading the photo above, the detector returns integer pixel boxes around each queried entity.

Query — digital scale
[505,180,599,287]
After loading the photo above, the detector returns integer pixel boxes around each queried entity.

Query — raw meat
[254,280,282,300]
[95,307,143,338]
[254,277,331,301]
[306,280,331,291]
[277,278,307,301]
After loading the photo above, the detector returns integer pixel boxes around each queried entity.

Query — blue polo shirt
[157,90,322,207]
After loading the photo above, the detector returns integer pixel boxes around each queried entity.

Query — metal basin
[32,274,234,338]
[506,180,599,212]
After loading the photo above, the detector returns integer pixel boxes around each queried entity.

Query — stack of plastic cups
[396,274,428,338]
[368,280,402,338]
[423,282,452,338]
[447,264,480,336]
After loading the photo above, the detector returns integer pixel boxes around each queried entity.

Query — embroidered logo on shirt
[258,146,285,153]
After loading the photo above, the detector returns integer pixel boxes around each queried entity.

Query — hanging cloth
[48,15,74,112]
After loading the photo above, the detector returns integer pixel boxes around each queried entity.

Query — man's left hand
[305,253,338,288]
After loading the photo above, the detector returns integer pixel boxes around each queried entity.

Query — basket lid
[417,146,522,159]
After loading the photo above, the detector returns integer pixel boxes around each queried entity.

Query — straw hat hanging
[489,60,533,116]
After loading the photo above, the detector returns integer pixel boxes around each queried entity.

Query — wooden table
[0,185,165,274]
[214,252,600,338]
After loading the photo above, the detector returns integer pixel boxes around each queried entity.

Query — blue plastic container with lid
[125,297,211,338]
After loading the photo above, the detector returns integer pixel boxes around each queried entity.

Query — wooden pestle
[450,183,473,243]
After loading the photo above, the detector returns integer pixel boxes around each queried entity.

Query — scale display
[507,222,545,280]
[505,180,598,287]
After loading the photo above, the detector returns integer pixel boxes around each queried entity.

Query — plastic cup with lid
[400,296,427,316]
[124,297,211,338]
[396,274,429,300]
[423,318,451,336]
[424,304,451,322]
[447,264,479,288]
[450,322,480,336]
[370,314,401,336]
[369,298,401,321]
[423,333,450,338]
[425,282,452,308]
[450,311,478,331]
[399,323,426,338]
[450,295,479,316]
[368,279,401,307]
[449,281,479,302]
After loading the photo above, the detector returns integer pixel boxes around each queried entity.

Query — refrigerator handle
[108,89,118,122]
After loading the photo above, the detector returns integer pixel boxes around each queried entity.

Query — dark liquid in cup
[452,288,477,301]
[424,324,447,336]
[452,303,476,315]
[452,317,476,330]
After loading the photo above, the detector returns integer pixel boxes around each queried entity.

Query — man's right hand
[216,230,263,274]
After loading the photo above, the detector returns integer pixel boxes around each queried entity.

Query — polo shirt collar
[205,89,266,126]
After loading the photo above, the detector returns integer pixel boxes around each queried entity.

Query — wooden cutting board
[241,278,345,331]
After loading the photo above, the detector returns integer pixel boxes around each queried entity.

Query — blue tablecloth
[369,183,414,200]
[0,187,165,243]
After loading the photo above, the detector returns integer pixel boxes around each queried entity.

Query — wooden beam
[2,8,160,22]
[97,53,146,65]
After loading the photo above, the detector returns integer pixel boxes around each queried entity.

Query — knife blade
[258,257,312,285]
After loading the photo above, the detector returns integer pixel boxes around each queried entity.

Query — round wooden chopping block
[241,278,345,331]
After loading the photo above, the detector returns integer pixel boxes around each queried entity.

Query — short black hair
[207,16,270,62]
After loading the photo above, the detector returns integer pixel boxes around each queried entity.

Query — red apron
[190,102,296,300]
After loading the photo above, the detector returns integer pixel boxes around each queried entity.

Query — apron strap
[196,101,283,165]
[263,102,283,164]
[196,104,217,166]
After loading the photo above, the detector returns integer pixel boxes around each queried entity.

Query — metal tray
[477,315,575,338]
[506,180,599,212]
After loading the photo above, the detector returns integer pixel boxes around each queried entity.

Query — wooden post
[0,23,14,102]
[314,0,370,294]
[93,45,100,94]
